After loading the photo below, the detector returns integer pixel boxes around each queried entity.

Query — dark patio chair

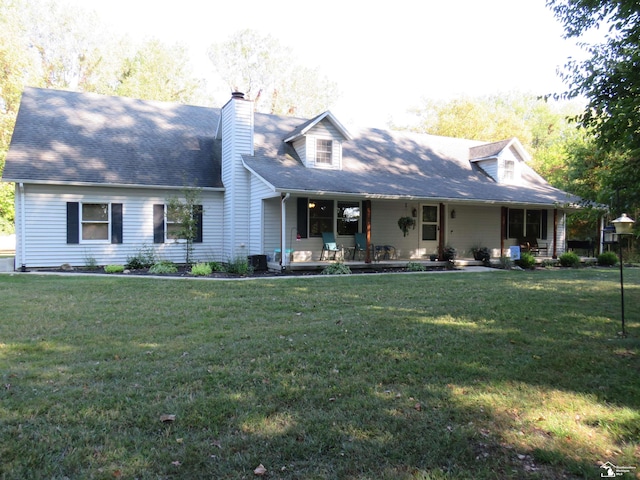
[353,232,369,260]
[321,232,341,260]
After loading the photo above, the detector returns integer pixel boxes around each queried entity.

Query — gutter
[2,179,225,192]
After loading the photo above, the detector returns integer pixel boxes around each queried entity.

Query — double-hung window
[153,204,203,243]
[66,201,122,244]
[337,201,360,235]
[507,208,547,239]
[316,139,333,164]
[81,203,110,241]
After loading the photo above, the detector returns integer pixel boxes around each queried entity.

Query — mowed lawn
[0,268,639,479]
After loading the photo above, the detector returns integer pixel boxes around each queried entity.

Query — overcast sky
[64,0,587,127]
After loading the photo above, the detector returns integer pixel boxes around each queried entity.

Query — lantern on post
[611,213,635,336]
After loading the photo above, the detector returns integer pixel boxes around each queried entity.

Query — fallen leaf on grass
[171,461,181,466]
[254,464,267,475]
[160,414,176,423]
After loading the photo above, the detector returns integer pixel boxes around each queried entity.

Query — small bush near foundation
[149,261,178,274]
[104,264,124,274]
[208,261,225,272]
[517,252,536,269]
[499,256,513,270]
[321,262,352,275]
[125,246,156,270]
[598,251,618,266]
[190,263,212,276]
[84,255,98,270]
[406,262,426,271]
[226,257,253,275]
[559,252,581,268]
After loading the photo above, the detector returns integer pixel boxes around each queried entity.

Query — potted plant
[442,245,457,262]
[471,246,490,263]
[397,216,416,237]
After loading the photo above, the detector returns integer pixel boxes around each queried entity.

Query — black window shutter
[111,203,123,244]
[67,202,79,244]
[193,205,203,243]
[153,204,165,243]
[541,209,548,240]
[297,197,308,238]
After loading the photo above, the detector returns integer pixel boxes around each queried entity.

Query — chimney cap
[231,91,245,99]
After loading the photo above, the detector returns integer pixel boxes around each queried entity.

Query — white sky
[63,0,586,127]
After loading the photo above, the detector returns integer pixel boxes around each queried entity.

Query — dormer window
[316,139,333,164]
[284,111,352,171]
[503,159,515,182]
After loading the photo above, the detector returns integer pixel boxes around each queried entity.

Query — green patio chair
[353,232,368,260]
[321,232,341,260]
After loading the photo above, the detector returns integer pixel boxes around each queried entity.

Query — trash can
[247,254,267,271]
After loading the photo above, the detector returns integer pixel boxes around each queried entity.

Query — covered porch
[266,195,570,272]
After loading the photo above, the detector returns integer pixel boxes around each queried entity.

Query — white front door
[419,204,439,257]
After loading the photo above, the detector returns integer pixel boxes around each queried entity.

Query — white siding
[263,197,281,260]
[17,184,224,268]
[221,96,253,259]
[248,175,277,256]
[477,159,498,182]
[448,205,502,257]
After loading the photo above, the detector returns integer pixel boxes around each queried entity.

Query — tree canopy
[547,0,640,216]
[208,29,340,117]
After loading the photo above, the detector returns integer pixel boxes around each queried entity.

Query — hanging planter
[397,216,416,237]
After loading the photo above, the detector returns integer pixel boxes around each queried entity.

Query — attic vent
[231,92,245,99]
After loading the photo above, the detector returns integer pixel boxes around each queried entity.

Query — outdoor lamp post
[611,213,635,337]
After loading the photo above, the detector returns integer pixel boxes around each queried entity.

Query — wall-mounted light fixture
[450,209,456,219]
[412,208,417,218]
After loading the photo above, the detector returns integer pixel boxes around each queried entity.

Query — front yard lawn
[0,269,638,479]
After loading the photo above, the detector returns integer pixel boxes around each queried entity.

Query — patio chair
[353,232,369,260]
[321,232,341,260]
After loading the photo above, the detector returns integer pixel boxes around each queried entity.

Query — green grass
[0,268,639,479]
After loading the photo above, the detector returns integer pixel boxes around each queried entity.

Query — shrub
[321,262,352,275]
[149,261,178,274]
[559,252,581,268]
[517,252,536,269]
[225,256,253,276]
[104,264,124,274]
[125,245,156,270]
[208,261,225,272]
[498,256,513,270]
[190,263,212,276]
[598,251,618,266]
[84,254,98,270]
[406,262,426,272]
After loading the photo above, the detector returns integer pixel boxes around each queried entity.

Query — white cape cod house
[2,87,581,270]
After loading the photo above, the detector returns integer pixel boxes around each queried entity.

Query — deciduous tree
[208,29,339,116]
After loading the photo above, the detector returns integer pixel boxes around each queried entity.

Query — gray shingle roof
[3,87,222,188]
[3,87,579,207]
[246,115,578,206]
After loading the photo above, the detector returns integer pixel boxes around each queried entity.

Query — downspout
[280,193,290,270]
[18,182,26,271]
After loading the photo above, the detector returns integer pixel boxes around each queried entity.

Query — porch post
[552,208,558,259]
[500,207,507,255]
[280,193,290,269]
[438,203,445,258]
[364,200,372,263]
